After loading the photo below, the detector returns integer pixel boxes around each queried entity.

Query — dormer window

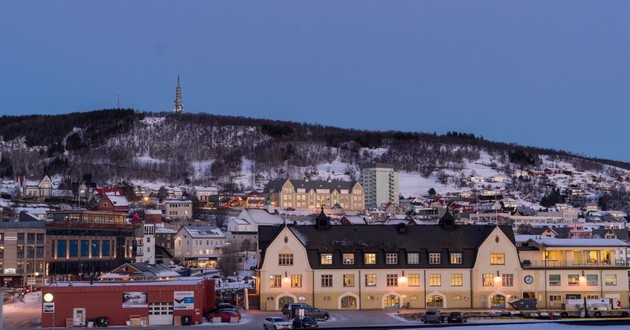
[429,253,441,264]
[321,253,333,265]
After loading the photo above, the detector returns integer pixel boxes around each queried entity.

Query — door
[73,308,86,326]
[148,302,174,325]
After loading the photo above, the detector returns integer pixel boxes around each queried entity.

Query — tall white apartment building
[360,163,399,209]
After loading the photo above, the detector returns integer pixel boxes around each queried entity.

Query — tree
[428,188,437,196]
[240,239,253,253]
[217,244,239,276]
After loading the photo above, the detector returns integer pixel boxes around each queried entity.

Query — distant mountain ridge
[0,109,628,195]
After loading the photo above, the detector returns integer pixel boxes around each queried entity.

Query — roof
[526,237,630,248]
[238,208,284,225]
[182,226,225,239]
[102,262,181,280]
[263,178,359,193]
[104,194,129,207]
[259,224,515,270]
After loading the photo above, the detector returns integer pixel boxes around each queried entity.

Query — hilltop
[1,109,629,212]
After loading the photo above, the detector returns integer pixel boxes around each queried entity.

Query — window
[605,274,617,286]
[365,274,377,287]
[586,274,598,286]
[270,275,282,288]
[502,274,514,287]
[291,274,302,287]
[451,273,463,286]
[429,253,441,264]
[343,253,355,265]
[549,295,562,302]
[429,274,441,286]
[321,253,333,265]
[408,274,420,287]
[343,274,355,287]
[549,274,561,286]
[586,294,599,299]
[407,252,419,264]
[482,273,494,287]
[321,274,333,287]
[102,240,110,257]
[279,253,294,266]
[568,274,579,286]
[450,253,462,264]
[386,253,398,265]
[57,240,67,258]
[490,253,505,265]
[69,240,78,257]
[386,274,398,287]
[80,240,89,257]
[364,253,376,264]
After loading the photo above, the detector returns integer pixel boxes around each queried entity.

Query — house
[339,215,368,225]
[190,185,218,202]
[257,210,527,310]
[162,199,193,220]
[99,262,181,281]
[18,175,53,200]
[96,193,130,213]
[264,178,364,212]
[174,226,226,268]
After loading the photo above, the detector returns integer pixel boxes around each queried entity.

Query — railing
[522,259,628,268]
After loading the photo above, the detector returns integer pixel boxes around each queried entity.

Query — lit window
[407,274,420,287]
[291,274,302,287]
[365,274,376,287]
[451,273,463,286]
[429,274,441,286]
[343,274,355,287]
[321,253,333,265]
[450,253,462,264]
[482,273,494,287]
[269,275,282,288]
[364,253,376,264]
[343,253,354,265]
[490,253,505,265]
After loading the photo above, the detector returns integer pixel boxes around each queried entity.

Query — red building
[41,279,215,327]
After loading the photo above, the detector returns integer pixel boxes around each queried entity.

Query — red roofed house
[97,193,130,213]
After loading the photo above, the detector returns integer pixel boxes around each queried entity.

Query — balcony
[522,259,628,268]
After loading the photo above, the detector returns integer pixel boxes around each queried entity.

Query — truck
[510,297,629,318]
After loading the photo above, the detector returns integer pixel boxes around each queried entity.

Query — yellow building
[257,211,630,311]
[263,179,364,212]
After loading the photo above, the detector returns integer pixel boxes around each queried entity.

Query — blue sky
[2,1,630,162]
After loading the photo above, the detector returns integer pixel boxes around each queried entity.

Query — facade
[257,211,630,311]
[19,175,53,200]
[96,193,130,213]
[45,210,140,281]
[137,223,156,264]
[0,222,46,287]
[41,279,215,327]
[162,200,193,220]
[264,179,364,212]
[174,226,225,268]
[360,163,399,209]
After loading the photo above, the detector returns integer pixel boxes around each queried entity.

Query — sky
[2,1,630,162]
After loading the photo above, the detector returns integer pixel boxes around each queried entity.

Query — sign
[43,302,55,313]
[3,268,16,275]
[174,291,194,310]
[44,293,54,302]
[122,292,148,308]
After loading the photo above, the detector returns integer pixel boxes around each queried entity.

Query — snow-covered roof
[182,226,225,238]
[106,194,129,207]
[239,208,284,225]
[145,209,162,215]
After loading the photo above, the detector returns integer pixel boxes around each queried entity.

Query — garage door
[148,302,173,325]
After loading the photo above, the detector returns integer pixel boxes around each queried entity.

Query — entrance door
[427,295,444,308]
[490,295,506,308]
[341,296,357,309]
[73,308,86,326]
[148,302,174,325]
[384,295,400,308]
[278,296,294,310]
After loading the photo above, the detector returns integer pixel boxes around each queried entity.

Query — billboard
[174,291,194,310]
[122,292,148,308]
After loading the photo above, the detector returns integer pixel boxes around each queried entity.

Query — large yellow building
[257,211,629,311]
[263,179,364,212]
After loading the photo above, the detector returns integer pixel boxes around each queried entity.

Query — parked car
[422,309,443,324]
[447,311,466,323]
[205,310,241,323]
[305,307,330,320]
[292,316,318,329]
[207,302,238,314]
[281,303,312,316]
[263,316,292,330]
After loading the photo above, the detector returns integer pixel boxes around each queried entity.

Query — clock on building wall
[524,275,534,284]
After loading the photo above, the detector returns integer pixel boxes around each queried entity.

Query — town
[1,160,629,328]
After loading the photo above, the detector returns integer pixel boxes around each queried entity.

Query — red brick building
[41,279,215,327]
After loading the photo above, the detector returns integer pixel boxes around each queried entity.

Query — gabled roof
[103,193,129,207]
[259,224,515,270]
[180,226,225,239]
[101,262,181,280]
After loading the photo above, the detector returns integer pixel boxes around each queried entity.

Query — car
[292,316,318,329]
[263,316,292,330]
[305,307,330,320]
[281,303,312,316]
[447,311,466,323]
[422,309,443,324]
[205,310,241,323]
